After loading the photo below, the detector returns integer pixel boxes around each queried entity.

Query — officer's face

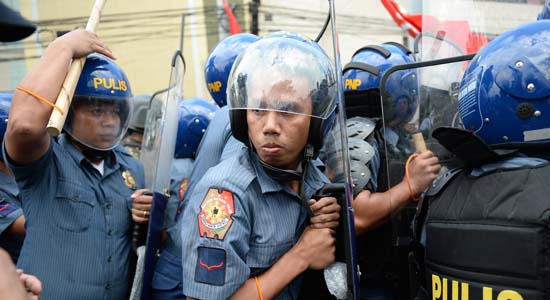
[246,80,312,170]
[71,101,121,149]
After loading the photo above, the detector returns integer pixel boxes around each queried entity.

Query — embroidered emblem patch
[195,247,226,285]
[197,188,235,240]
[178,178,189,201]
[122,170,137,190]
[0,202,16,218]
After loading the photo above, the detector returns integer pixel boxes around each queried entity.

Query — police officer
[342,43,441,300]
[122,93,151,158]
[151,98,217,299]
[185,33,260,187]
[180,35,340,300]
[0,93,25,264]
[416,21,550,300]
[4,29,152,299]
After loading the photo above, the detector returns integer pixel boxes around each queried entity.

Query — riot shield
[378,54,474,300]
[313,1,360,299]
[129,51,184,300]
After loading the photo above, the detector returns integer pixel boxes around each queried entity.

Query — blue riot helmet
[0,92,11,142]
[175,98,218,159]
[343,42,418,124]
[205,33,260,107]
[227,35,337,156]
[458,21,550,148]
[64,53,133,151]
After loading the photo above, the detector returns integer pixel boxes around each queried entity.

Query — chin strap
[258,159,303,181]
[256,144,316,217]
[299,145,314,218]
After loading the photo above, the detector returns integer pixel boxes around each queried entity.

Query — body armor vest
[424,162,550,300]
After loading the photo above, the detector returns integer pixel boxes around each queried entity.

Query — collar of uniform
[249,150,329,197]
[301,158,330,200]
[0,170,18,197]
[58,134,119,171]
[249,151,286,194]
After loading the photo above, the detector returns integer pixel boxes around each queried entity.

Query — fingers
[310,221,339,230]
[20,273,42,296]
[92,42,115,60]
[132,190,152,205]
[54,29,115,59]
[310,212,339,225]
[131,208,149,224]
[309,197,341,215]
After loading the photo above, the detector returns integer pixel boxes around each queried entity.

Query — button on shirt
[181,149,329,300]
[0,171,23,262]
[4,135,145,300]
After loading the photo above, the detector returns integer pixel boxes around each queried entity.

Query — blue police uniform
[184,106,242,197]
[4,135,145,300]
[0,171,24,263]
[180,148,329,300]
[151,108,244,300]
[150,158,194,300]
[176,105,243,222]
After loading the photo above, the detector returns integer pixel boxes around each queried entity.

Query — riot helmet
[64,53,133,151]
[175,98,218,159]
[227,36,337,158]
[205,33,260,107]
[458,21,550,148]
[343,43,418,125]
[0,92,11,142]
[129,94,151,133]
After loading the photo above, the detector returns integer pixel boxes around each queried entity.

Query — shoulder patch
[0,202,17,218]
[195,247,226,285]
[197,188,235,240]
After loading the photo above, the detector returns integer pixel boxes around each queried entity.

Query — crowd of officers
[1,2,550,300]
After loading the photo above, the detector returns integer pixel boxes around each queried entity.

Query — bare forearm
[6,42,72,163]
[13,42,73,129]
[354,181,411,235]
[230,250,308,300]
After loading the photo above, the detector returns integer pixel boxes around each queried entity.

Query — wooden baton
[412,132,427,152]
[46,0,107,136]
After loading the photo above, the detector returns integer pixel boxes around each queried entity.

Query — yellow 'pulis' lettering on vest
[432,274,523,300]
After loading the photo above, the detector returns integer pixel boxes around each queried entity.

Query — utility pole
[249,0,260,35]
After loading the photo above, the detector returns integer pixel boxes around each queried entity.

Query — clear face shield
[64,96,133,151]
[227,37,337,121]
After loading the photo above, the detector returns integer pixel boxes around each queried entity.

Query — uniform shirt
[181,148,329,300]
[166,158,194,230]
[182,106,244,210]
[0,171,24,262]
[4,135,145,300]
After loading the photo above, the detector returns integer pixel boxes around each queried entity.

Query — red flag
[222,0,242,34]
[381,0,420,38]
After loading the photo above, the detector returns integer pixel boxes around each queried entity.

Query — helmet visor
[228,38,336,120]
[64,96,133,150]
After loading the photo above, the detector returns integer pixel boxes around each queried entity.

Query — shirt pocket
[246,238,294,270]
[53,181,95,232]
